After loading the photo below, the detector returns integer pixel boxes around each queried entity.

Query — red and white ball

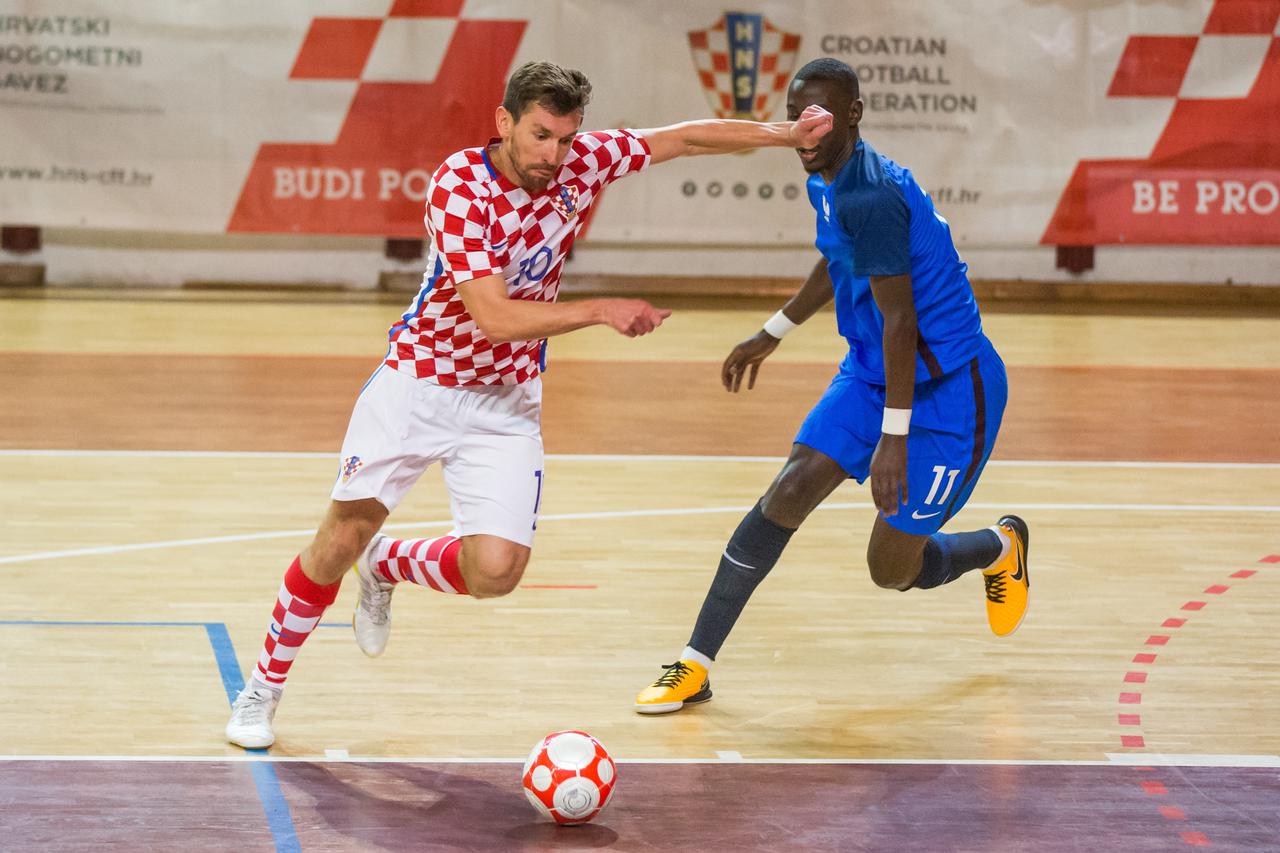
[521,730,617,825]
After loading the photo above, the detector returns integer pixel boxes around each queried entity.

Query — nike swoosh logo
[492,240,507,250]
[1011,548,1026,582]
[911,510,942,520]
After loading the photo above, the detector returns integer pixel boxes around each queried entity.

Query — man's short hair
[794,58,860,100]
[503,61,592,121]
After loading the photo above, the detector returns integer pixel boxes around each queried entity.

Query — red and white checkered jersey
[384,129,652,386]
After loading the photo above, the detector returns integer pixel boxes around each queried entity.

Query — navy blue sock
[688,501,796,660]
[913,529,1003,590]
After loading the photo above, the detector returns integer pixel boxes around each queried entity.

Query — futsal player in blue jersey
[635,58,1030,714]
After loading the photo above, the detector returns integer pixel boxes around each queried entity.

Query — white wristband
[763,310,797,340]
[881,407,912,435]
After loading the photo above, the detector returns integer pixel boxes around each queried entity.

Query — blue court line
[1,619,302,853]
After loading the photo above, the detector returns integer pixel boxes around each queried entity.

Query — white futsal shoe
[353,533,394,657]
[226,682,281,749]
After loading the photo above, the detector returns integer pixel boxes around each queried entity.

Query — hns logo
[340,455,363,483]
[550,184,580,220]
[688,13,801,120]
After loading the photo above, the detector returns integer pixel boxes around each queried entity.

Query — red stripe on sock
[424,536,450,564]
[284,556,341,606]
[437,538,467,595]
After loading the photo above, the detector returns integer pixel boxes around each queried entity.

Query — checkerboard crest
[688,13,801,120]
[551,184,580,220]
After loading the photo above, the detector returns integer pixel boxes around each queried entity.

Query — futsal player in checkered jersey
[225,60,835,748]
[635,58,1030,714]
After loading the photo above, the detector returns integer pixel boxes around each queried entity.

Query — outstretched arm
[639,105,833,166]
[458,275,670,343]
[722,258,834,392]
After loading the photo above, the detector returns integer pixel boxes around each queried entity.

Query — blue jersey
[808,139,984,385]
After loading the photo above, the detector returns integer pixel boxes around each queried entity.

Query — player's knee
[866,550,914,591]
[467,564,522,598]
[464,550,529,598]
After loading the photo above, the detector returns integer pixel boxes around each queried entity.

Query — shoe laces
[653,661,695,688]
[360,568,393,624]
[984,572,1007,604]
[233,687,277,725]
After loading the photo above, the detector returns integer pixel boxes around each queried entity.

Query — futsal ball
[521,730,617,825]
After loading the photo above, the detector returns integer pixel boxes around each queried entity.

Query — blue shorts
[794,336,1008,535]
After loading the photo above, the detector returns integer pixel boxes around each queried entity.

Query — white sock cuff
[681,646,713,669]
[988,525,1012,565]
[247,675,282,697]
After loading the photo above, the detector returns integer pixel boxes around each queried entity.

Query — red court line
[1113,552,1274,851]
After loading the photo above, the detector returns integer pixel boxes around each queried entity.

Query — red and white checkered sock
[250,556,341,692]
[370,534,469,595]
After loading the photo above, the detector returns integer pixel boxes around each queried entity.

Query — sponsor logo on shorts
[341,455,363,483]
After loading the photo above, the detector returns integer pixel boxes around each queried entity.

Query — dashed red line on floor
[1115,553,1273,847]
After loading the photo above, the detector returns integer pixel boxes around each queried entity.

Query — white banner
[2,0,1276,247]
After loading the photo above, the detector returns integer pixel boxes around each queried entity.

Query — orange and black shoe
[634,660,712,715]
[982,515,1029,637]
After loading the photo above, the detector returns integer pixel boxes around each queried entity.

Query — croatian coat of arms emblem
[688,13,802,121]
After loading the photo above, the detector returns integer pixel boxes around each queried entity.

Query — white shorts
[331,365,544,547]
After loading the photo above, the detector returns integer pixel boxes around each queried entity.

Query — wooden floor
[1,289,1278,851]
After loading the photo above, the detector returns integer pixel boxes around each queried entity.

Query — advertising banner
[1,0,1276,247]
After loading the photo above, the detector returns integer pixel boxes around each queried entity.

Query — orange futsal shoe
[634,660,712,715]
[982,515,1029,637]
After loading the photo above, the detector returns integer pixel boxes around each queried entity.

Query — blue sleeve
[840,182,911,278]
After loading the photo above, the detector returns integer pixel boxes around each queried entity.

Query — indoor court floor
[1,288,1278,851]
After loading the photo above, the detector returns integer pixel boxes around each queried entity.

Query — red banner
[1043,0,1280,246]
[228,6,525,236]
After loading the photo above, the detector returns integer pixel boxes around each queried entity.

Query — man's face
[786,79,859,175]
[496,103,583,193]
